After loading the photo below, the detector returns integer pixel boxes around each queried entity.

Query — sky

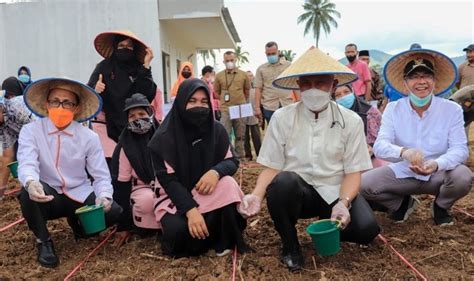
[206,0,474,73]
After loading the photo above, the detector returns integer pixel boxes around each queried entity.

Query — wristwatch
[339,197,352,209]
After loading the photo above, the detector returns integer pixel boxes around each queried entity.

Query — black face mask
[182,71,192,79]
[183,107,210,127]
[346,55,357,63]
[114,48,135,63]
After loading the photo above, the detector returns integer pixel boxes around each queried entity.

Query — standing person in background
[345,43,372,101]
[244,71,262,161]
[213,51,250,159]
[87,30,156,167]
[456,44,474,90]
[17,66,33,86]
[254,41,293,123]
[201,65,220,120]
[358,50,383,108]
[2,76,25,98]
[171,62,194,99]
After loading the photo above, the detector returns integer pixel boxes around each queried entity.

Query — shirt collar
[46,118,75,136]
[300,101,332,122]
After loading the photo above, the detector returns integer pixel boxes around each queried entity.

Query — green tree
[297,0,341,47]
[280,49,296,62]
[234,45,249,67]
[198,49,218,66]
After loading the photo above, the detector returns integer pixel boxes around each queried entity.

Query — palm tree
[297,0,341,47]
[280,49,296,62]
[234,45,249,67]
[198,49,218,66]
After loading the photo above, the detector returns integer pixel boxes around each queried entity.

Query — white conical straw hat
[273,46,358,90]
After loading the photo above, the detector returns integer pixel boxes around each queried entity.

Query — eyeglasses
[47,100,77,109]
[406,74,434,81]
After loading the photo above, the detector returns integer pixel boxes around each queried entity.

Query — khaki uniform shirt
[458,61,474,89]
[214,68,250,111]
[255,61,293,111]
[257,101,372,204]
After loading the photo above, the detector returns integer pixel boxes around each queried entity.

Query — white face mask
[225,61,235,70]
[300,88,331,111]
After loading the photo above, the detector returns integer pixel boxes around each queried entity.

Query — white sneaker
[216,249,232,257]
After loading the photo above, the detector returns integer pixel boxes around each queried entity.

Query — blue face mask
[409,93,432,107]
[267,55,279,64]
[336,93,356,109]
[18,74,30,83]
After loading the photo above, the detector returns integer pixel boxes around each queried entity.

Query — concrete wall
[0,0,163,89]
[158,0,222,19]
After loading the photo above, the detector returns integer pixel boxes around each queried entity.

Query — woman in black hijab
[87,32,157,144]
[148,78,248,257]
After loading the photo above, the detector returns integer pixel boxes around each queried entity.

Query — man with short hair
[213,51,250,159]
[201,65,220,120]
[239,47,380,271]
[361,49,472,226]
[345,43,372,101]
[254,41,293,122]
[456,44,474,89]
[18,78,122,268]
[358,50,383,106]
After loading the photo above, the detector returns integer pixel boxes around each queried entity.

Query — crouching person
[239,47,381,272]
[18,78,122,268]
[111,93,161,244]
[148,79,249,257]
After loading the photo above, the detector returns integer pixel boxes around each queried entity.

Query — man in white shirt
[238,47,380,271]
[361,49,472,226]
[18,78,122,268]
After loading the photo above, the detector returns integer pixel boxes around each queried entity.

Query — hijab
[171,61,194,98]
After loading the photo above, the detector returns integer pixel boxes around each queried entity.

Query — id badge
[224,91,230,102]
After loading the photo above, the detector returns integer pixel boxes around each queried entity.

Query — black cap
[409,43,422,50]
[463,44,474,52]
[123,93,151,112]
[403,58,434,77]
[359,50,369,57]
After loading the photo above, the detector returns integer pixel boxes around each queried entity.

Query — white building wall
[0,0,163,89]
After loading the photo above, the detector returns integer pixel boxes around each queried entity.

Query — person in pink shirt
[201,65,220,120]
[345,43,372,100]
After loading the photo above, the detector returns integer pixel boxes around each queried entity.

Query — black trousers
[19,182,122,241]
[160,204,248,258]
[267,172,380,254]
[244,124,262,159]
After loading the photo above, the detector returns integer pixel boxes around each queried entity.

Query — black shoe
[37,239,59,268]
[431,201,454,226]
[389,196,419,223]
[281,249,304,272]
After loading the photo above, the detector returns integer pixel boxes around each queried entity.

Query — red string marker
[4,188,21,196]
[377,234,428,281]
[63,227,117,281]
[0,217,25,232]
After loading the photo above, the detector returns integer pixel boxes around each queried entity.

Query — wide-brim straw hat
[94,30,149,64]
[383,48,458,96]
[450,85,474,102]
[23,78,102,122]
[273,47,358,90]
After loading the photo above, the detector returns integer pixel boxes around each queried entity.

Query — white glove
[401,148,424,166]
[27,181,54,203]
[423,159,438,174]
[238,194,262,218]
[95,197,112,212]
[330,201,351,229]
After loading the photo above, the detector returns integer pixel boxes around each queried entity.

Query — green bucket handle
[310,219,342,230]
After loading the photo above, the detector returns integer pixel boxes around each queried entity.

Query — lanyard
[225,71,236,90]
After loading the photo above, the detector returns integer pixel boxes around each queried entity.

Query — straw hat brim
[94,30,149,64]
[272,47,358,90]
[23,78,102,122]
[383,49,458,96]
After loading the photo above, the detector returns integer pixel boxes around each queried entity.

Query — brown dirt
[0,166,473,280]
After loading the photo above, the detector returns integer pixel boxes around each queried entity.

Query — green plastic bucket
[306,219,341,257]
[75,205,106,235]
[7,161,18,178]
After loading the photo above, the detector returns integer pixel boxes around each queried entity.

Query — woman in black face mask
[148,78,249,258]
[110,93,161,246]
[87,30,158,168]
